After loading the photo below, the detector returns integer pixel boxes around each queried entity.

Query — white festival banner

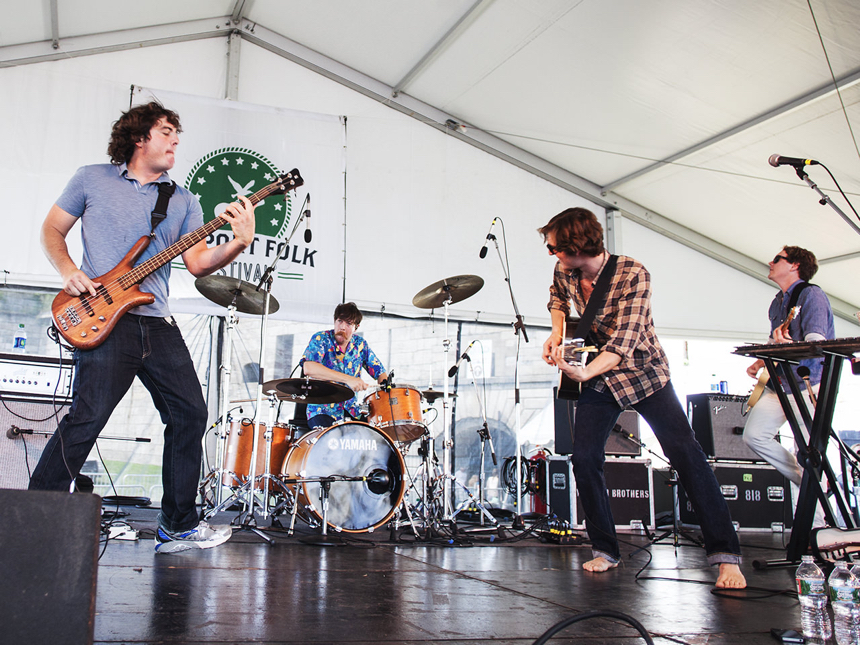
[136,87,345,324]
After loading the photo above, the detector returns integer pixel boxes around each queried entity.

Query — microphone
[6,425,32,439]
[768,154,820,168]
[303,194,312,243]
[797,365,817,406]
[479,218,498,259]
[448,340,477,377]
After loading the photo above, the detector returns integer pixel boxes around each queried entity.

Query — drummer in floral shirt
[301,302,388,429]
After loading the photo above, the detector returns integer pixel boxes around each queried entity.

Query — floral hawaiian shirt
[301,329,386,420]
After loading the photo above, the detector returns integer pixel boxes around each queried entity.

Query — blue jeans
[571,381,741,565]
[29,314,208,532]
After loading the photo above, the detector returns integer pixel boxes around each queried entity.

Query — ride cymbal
[195,275,280,315]
[412,275,484,309]
[273,378,353,404]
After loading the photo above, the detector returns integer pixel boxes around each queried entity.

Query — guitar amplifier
[687,393,763,462]
[554,392,640,457]
[676,462,793,532]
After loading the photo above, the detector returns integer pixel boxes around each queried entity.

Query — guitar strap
[149,181,176,236]
[572,254,618,345]
[786,281,809,315]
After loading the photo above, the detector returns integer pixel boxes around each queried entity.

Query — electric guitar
[557,317,598,400]
[743,305,800,414]
[51,169,304,350]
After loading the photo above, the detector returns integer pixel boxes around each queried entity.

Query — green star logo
[185,147,293,238]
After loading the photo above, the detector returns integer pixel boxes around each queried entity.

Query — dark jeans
[29,314,208,532]
[571,381,741,565]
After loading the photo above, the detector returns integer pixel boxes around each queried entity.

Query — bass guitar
[743,305,800,414]
[51,168,304,350]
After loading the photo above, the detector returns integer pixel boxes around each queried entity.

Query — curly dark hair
[334,302,363,327]
[782,245,819,282]
[537,207,605,257]
[107,101,181,165]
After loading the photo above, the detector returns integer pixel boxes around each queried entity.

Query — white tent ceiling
[2,0,859,323]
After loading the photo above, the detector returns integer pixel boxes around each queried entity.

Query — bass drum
[281,421,405,533]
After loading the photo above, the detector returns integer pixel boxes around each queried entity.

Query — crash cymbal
[412,275,484,309]
[421,388,457,402]
[195,275,280,315]
[273,378,354,404]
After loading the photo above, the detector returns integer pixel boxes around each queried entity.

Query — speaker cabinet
[687,393,762,462]
[0,399,65,489]
[554,392,640,456]
[0,489,100,645]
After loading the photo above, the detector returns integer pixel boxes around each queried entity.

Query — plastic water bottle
[829,560,860,644]
[796,555,831,640]
[12,323,26,352]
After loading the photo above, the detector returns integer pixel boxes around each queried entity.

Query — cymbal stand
[451,356,497,526]
[206,301,240,507]
[440,294,455,519]
[486,221,529,522]
[256,391,291,517]
[233,204,309,535]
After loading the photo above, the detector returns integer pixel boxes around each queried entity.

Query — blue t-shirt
[768,280,835,388]
[301,330,385,420]
[56,163,204,317]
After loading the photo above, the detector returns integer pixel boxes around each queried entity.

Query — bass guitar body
[51,236,156,351]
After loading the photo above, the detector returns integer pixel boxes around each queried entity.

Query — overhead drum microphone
[303,193,312,243]
[448,339,477,377]
[479,218,498,259]
[768,154,820,168]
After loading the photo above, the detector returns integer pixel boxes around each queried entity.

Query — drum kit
[195,270,500,541]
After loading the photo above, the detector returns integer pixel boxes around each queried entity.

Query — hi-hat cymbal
[272,378,354,404]
[195,275,280,315]
[412,275,484,309]
[421,388,457,402]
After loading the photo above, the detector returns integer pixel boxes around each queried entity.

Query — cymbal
[195,275,280,315]
[421,389,457,402]
[412,275,484,309]
[273,378,353,404]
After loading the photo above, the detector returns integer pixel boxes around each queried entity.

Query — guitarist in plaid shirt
[540,207,745,589]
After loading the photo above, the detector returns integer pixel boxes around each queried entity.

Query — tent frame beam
[1,17,856,323]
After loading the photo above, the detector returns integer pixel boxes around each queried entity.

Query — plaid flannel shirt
[548,255,670,408]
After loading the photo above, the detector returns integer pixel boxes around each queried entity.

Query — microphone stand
[621,428,704,556]
[792,165,860,236]
[450,354,498,528]
[487,225,529,526]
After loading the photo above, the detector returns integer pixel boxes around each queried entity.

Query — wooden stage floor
[90,506,805,644]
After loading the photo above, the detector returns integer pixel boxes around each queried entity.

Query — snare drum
[280,421,405,533]
[366,384,425,443]
[221,419,293,490]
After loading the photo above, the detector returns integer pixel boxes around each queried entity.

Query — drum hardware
[412,275,484,520]
[197,214,302,541]
[450,355,498,527]
[193,277,266,508]
[480,218,529,524]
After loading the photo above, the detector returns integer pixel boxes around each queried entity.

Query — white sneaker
[154,521,232,554]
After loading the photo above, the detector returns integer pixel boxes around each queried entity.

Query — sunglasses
[547,243,563,255]
[772,254,790,264]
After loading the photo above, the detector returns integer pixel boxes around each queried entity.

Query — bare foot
[582,557,619,573]
[715,563,746,589]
